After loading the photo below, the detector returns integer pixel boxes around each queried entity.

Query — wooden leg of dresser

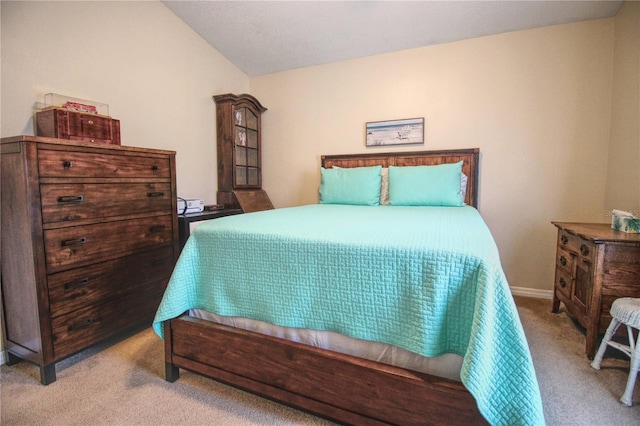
[551,290,560,313]
[585,329,598,360]
[5,351,22,366]
[165,362,179,382]
[40,364,56,385]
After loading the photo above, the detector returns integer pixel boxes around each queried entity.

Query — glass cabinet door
[234,107,260,187]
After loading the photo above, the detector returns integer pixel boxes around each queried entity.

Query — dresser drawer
[44,215,173,272]
[554,267,572,299]
[558,231,595,263]
[41,183,172,223]
[38,149,170,179]
[47,247,173,318]
[51,288,163,360]
[556,246,574,275]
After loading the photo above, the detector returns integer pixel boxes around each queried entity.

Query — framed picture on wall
[365,117,424,147]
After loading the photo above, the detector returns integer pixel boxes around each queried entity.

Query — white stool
[591,297,640,406]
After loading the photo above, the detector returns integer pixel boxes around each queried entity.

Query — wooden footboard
[164,315,486,425]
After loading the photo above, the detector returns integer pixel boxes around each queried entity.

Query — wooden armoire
[213,93,273,213]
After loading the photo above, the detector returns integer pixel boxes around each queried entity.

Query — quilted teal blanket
[153,204,544,425]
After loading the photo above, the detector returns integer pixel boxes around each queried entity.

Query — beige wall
[605,1,640,216]
[0,0,249,202]
[252,18,616,294]
[0,1,248,360]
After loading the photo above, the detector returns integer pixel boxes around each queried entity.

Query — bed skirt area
[190,308,463,381]
[164,315,487,425]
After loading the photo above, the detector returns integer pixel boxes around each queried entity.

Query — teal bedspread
[153,204,544,425]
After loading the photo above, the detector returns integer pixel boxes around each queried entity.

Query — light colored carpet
[514,296,639,425]
[1,296,638,425]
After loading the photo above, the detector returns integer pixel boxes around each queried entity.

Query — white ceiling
[163,1,623,77]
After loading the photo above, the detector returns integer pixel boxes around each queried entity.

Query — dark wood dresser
[1,135,179,384]
[551,222,640,358]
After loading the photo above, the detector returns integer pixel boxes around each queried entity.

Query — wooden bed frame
[163,148,486,425]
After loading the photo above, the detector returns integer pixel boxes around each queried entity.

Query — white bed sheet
[189,308,463,381]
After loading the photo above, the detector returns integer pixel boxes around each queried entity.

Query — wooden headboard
[321,148,480,208]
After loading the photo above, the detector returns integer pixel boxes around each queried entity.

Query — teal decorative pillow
[319,166,382,205]
[388,162,464,206]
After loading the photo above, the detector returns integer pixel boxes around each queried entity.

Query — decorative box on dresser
[551,222,640,358]
[36,107,121,145]
[1,135,179,384]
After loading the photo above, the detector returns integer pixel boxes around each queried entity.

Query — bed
[153,148,544,425]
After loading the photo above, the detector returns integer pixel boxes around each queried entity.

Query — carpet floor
[1,296,638,425]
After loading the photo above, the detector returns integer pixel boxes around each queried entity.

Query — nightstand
[178,210,243,252]
[551,221,640,358]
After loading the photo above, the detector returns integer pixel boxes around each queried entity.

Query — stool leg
[591,318,620,370]
[619,332,639,406]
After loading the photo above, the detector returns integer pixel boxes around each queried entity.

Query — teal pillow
[319,166,382,205]
[388,162,464,206]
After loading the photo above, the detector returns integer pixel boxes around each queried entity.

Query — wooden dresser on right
[551,222,640,358]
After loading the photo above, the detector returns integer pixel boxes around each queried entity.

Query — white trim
[510,286,554,300]
[0,350,7,366]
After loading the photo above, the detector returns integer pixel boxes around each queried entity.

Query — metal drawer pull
[149,225,166,233]
[57,195,84,203]
[152,165,159,171]
[561,235,568,245]
[61,237,87,247]
[64,278,90,290]
[147,192,165,198]
[63,161,73,169]
[560,255,567,266]
[68,318,93,331]
[87,120,94,125]
[580,244,590,256]
[559,277,567,288]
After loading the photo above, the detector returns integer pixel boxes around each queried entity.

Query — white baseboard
[510,286,554,299]
[0,350,7,366]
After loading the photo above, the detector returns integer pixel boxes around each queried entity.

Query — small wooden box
[36,107,121,145]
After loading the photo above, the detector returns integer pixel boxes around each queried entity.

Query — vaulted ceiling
[163,1,623,77]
